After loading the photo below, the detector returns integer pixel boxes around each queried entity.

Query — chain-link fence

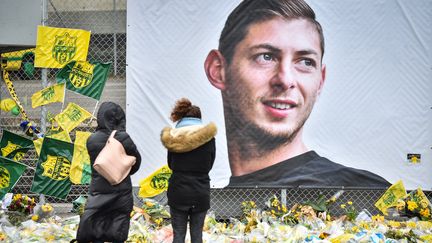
[1,0,126,202]
[1,0,431,221]
[138,187,432,220]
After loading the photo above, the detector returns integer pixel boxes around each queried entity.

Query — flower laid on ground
[340,200,358,221]
[265,195,288,219]
[0,192,430,242]
[131,199,170,228]
[241,200,256,216]
[400,188,431,220]
[5,194,37,226]
[31,203,55,222]
[7,194,36,215]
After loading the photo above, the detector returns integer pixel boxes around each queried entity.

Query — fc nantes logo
[69,61,94,88]
[0,166,10,189]
[52,32,77,65]
[1,141,25,161]
[41,155,71,181]
[150,168,171,190]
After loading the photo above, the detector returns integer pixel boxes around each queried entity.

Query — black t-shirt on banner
[228,151,390,188]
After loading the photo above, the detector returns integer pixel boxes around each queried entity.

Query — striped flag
[0,156,27,200]
[56,60,111,100]
[33,128,72,156]
[30,137,74,199]
[0,130,34,162]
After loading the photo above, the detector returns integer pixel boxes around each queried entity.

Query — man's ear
[317,64,326,95]
[204,49,226,90]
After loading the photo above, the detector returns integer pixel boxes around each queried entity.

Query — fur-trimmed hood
[161,122,217,153]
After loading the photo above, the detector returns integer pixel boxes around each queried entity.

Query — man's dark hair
[219,0,325,65]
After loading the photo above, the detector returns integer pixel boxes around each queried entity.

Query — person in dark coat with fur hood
[76,101,141,243]
[161,98,217,243]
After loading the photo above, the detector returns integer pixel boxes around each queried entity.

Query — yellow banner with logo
[55,102,92,132]
[139,165,172,198]
[0,130,34,162]
[31,83,65,108]
[70,131,92,184]
[375,180,407,215]
[35,26,91,68]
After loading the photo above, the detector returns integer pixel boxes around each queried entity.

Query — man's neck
[228,134,308,176]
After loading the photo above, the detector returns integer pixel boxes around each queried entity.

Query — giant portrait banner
[126,0,432,189]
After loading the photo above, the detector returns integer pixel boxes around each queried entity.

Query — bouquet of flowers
[7,194,36,214]
[5,194,36,226]
[399,188,431,220]
[131,199,170,228]
[31,203,55,222]
[265,195,288,219]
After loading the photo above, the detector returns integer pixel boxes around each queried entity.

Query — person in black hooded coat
[76,102,141,243]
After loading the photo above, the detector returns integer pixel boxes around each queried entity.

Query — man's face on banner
[223,18,326,142]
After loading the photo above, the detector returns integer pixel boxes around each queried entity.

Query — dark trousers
[170,207,207,243]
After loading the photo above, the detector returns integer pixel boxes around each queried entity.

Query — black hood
[96,102,126,131]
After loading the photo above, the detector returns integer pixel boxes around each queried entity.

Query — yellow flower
[420,208,430,218]
[154,218,163,226]
[419,199,429,209]
[145,201,154,207]
[396,199,406,211]
[388,220,401,228]
[31,215,39,221]
[406,221,416,228]
[42,204,53,213]
[282,205,287,213]
[358,222,370,230]
[340,204,346,209]
[372,214,384,222]
[407,201,418,211]
[45,234,55,241]
[351,226,360,233]
[348,201,353,205]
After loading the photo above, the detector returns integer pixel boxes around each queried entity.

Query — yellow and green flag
[375,180,407,215]
[30,137,74,199]
[35,25,90,68]
[31,83,65,108]
[0,156,27,199]
[0,130,34,162]
[56,60,111,100]
[70,131,92,184]
[55,102,92,132]
[33,128,72,156]
[139,165,172,198]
